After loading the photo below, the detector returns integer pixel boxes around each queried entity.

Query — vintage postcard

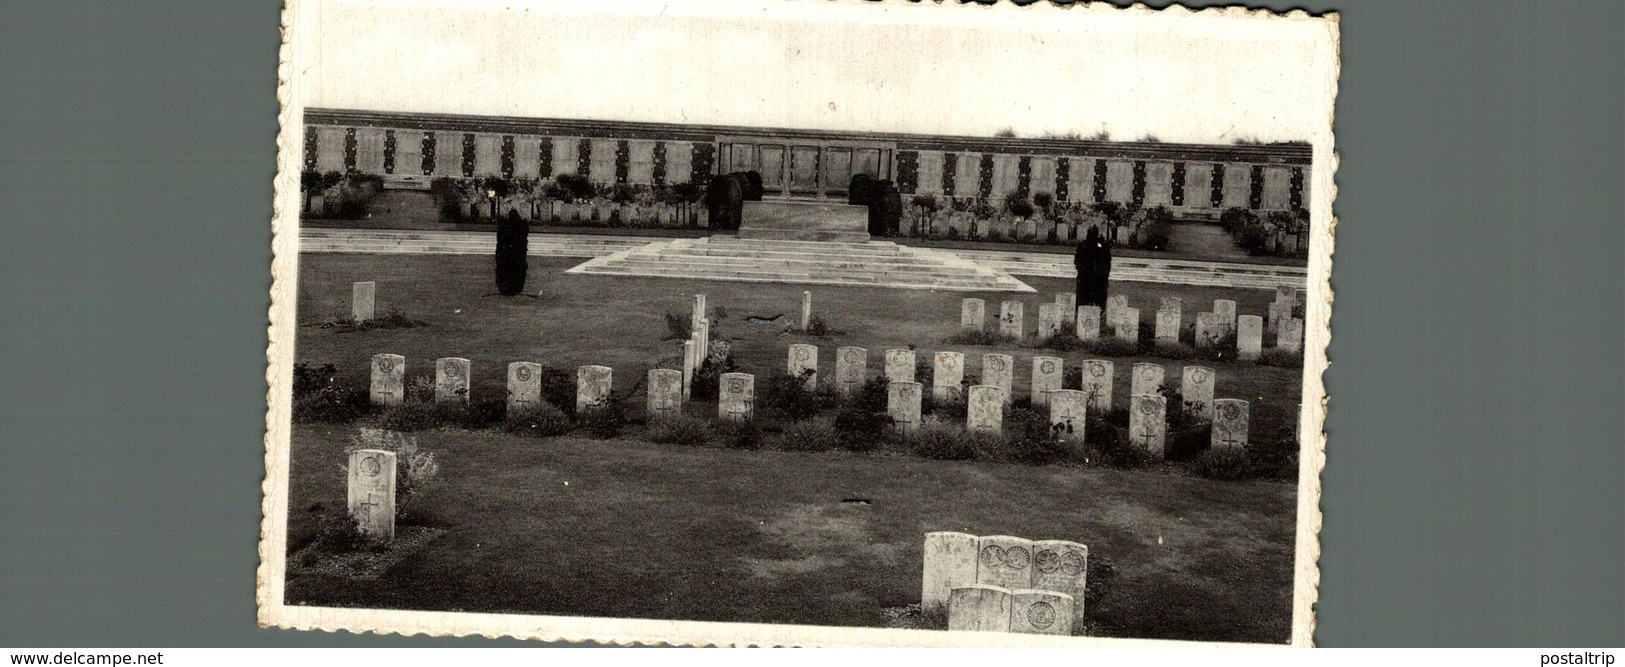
[261,0,1338,647]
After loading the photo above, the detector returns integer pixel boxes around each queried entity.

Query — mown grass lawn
[285,425,1297,643]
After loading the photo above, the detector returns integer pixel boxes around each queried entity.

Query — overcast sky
[304,0,1335,144]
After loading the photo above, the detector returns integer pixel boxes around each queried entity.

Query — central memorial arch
[717,135,896,200]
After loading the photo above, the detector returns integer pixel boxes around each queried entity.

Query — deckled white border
[261,0,1338,647]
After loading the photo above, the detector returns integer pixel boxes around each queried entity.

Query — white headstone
[787,344,818,389]
[646,368,683,420]
[1213,299,1238,335]
[1036,303,1060,339]
[1010,589,1074,636]
[681,340,696,402]
[575,365,613,413]
[1129,394,1168,457]
[347,448,397,542]
[1130,362,1165,398]
[1275,285,1294,303]
[1031,356,1064,408]
[1105,294,1129,329]
[351,281,376,323]
[1115,307,1140,342]
[1154,307,1181,345]
[1278,317,1303,352]
[1159,296,1183,321]
[933,351,965,403]
[697,318,710,362]
[967,385,1006,433]
[1075,305,1101,341]
[1056,292,1077,326]
[948,584,1013,633]
[800,290,812,332]
[1212,398,1250,450]
[1078,359,1114,413]
[691,293,706,331]
[1181,366,1216,421]
[885,348,916,384]
[1267,301,1294,338]
[998,300,1024,339]
[1048,389,1088,443]
[1237,315,1264,361]
[1030,541,1088,623]
[835,346,868,396]
[369,353,405,406]
[981,354,1014,401]
[434,357,470,405]
[1194,312,1221,350]
[961,298,986,331]
[888,381,923,434]
[718,372,755,422]
[923,532,981,614]
[507,361,542,413]
[976,535,1036,590]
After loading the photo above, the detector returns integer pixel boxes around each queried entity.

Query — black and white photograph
[260,0,1337,647]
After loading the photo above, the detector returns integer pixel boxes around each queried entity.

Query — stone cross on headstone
[885,349,916,384]
[976,535,1036,590]
[1129,393,1168,457]
[835,346,868,397]
[1036,303,1060,339]
[1079,304,1105,341]
[1211,398,1250,450]
[981,354,1014,403]
[435,357,471,405]
[1130,362,1165,398]
[1030,540,1088,625]
[351,281,376,323]
[922,532,980,614]
[1031,356,1064,408]
[1048,389,1088,443]
[961,298,986,332]
[1105,294,1129,330]
[1181,366,1216,421]
[347,448,397,542]
[948,584,1014,633]
[800,290,813,332]
[1213,299,1238,336]
[1277,317,1303,353]
[932,351,964,403]
[1056,292,1077,326]
[575,365,613,414]
[787,344,818,389]
[1154,307,1181,346]
[1236,315,1264,361]
[369,353,405,406]
[887,381,923,434]
[718,372,755,422]
[507,361,542,414]
[1010,589,1075,636]
[998,300,1024,339]
[966,385,1006,433]
[1194,312,1221,350]
[646,368,683,421]
[1078,359,1114,413]
[1115,307,1140,343]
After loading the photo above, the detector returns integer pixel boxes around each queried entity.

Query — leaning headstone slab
[347,448,397,542]
[369,353,405,406]
[1154,307,1181,345]
[718,372,755,422]
[1130,362,1165,398]
[976,535,1036,590]
[981,354,1014,399]
[1115,307,1140,342]
[351,281,376,323]
[1194,312,1221,350]
[1181,366,1216,420]
[787,344,818,389]
[1078,359,1114,413]
[885,348,916,384]
[932,351,965,403]
[1128,393,1168,457]
[1213,299,1238,335]
[434,357,471,405]
[1056,292,1077,325]
[575,365,613,414]
[948,584,1013,633]
[1030,540,1089,622]
[887,381,923,434]
[1010,589,1075,636]
[507,361,543,413]
[1075,305,1101,341]
[835,346,868,396]
[1212,398,1250,450]
[1236,315,1264,361]
[998,300,1024,339]
[961,298,986,331]
[966,385,1006,433]
[1278,317,1304,352]
[646,368,683,421]
[1105,294,1129,328]
[923,532,981,614]
[1267,301,1294,338]
[1031,356,1064,407]
[1048,389,1088,443]
[1036,303,1060,339]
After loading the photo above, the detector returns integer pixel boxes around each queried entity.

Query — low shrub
[1257,348,1303,368]
[847,376,890,413]
[348,428,441,517]
[714,418,764,450]
[314,507,377,553]
[377,402,452,432]
[907,420,982,461]
[645,414,711,447]
[801,314,844,336]
[1246,427,1300,481]
[1082,415,1156,469]
[293,386,369,423]
[759,370,835,421]
[501,402,572,437]
[577,402,628,439]
[997,406,1072,465]
[769,417,843,452]
[1191,447,1252,480]
[662,312,691,341]
[832,407,893,452]
[1150,341,1198,360]
[944,329,1018,346]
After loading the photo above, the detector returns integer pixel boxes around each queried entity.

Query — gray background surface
[1,0,1620,648]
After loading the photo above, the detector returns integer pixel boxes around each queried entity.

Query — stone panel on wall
[1065,157,1094,202]
[475,134,502,177]
[916,151,944,196]
[550,137,580,177]
[665,141,694,183]
[1262,166,1291,210]
[1144,161,1174,207]
[355,128,386,174]
[1104,159,1134,203]
[955,153,981,198]
[589,139,618,183]
[315,126,345,173]
[1221,162,1251,209]
[1183,163,1213,208]
[627,140,656,185]
[512,135,540,178]
[1029,157,1057,199]
[991,154,1020,199]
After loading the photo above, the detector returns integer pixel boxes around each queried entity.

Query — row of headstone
[682,294,710,401]
[924,532,1087,635]
[962,294,1303,356]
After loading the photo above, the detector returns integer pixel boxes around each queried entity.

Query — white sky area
[305,0,1333,144]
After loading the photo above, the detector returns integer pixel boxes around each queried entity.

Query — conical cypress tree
[495,209,529,296]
